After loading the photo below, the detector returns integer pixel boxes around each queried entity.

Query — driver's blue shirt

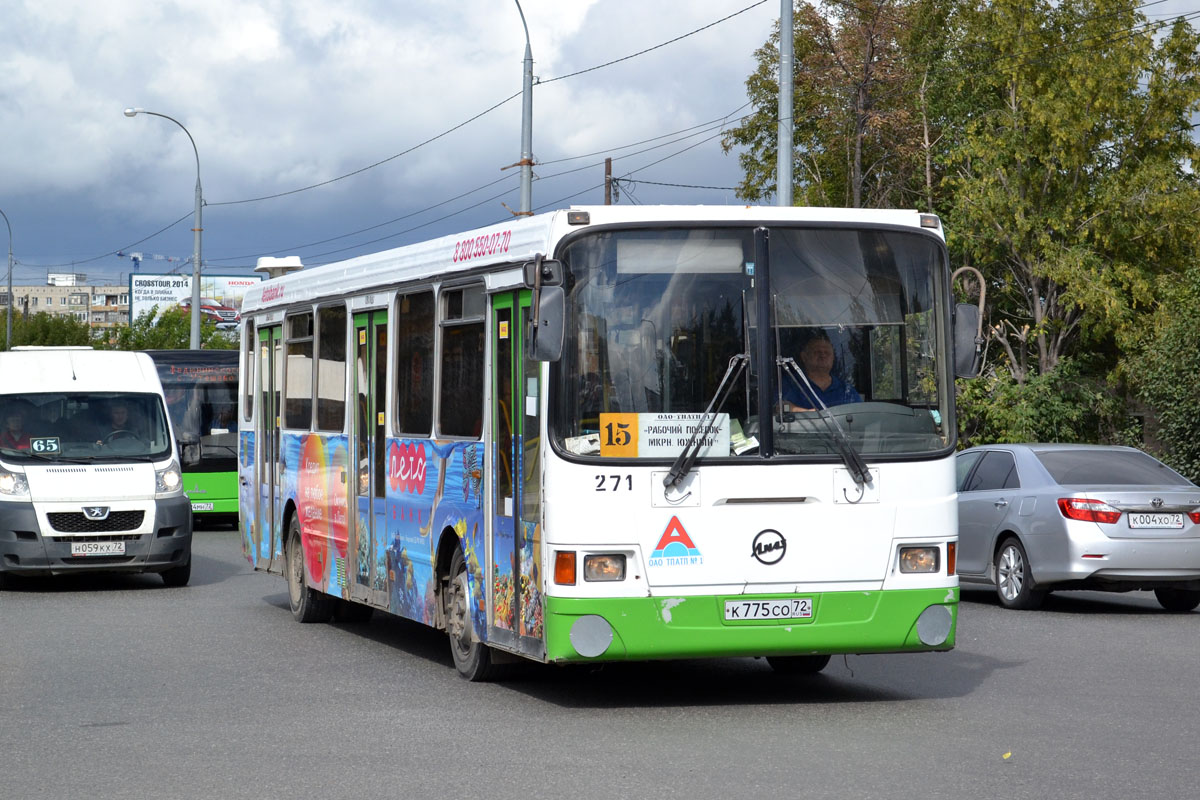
[782,373,862,409]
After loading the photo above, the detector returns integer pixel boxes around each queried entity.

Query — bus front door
[489,291,544,659]
[351,311,388,605]
[257,325,284,574]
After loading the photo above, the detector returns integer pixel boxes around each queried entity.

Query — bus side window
[395,291,434,436]
[438,286,484,438]
[284,312,314,429]
[316,305,347,432]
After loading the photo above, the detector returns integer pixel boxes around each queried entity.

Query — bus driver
[781,331,862,412]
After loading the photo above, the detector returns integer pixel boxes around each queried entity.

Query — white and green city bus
[237,205,980,680]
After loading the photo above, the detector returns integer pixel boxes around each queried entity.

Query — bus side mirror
[523,259,563,287]
[954,303,983,378]
[529,286,565,362]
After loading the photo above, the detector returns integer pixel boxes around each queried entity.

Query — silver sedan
[956,443,1200,611]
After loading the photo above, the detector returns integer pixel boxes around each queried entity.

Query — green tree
[721,0,936,208]
[1126,266,1200,481]
[0,311,94,349]
[944,0,1200,382]
[108,307,237,351]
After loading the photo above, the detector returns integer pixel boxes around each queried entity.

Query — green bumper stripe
[544,587,958,663]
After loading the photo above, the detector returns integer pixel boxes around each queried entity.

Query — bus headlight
[156,461,183,496]
[0,467,29,498]
[899,546,940,573]
[583,554,626,582]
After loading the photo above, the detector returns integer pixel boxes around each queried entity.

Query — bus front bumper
[543,587,958,663]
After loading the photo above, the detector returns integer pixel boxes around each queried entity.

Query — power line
[624,179,739,191]
[40,2,774,268]
[209,1,770,208]
[212,104,753,263]
[538,1,770,85]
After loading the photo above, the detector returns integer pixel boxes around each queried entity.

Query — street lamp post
[124,107,203,349]
[514,0,534,215]
[1,207,12,350]
[777,0,793,207]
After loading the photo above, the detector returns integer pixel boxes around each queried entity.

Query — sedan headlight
[0,466,29,498]
[156,461,183,496]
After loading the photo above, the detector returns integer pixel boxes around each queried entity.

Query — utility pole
[777,0,794,207]
[1,207,12,350]
[515,1,534,215]
[605,158,612,205]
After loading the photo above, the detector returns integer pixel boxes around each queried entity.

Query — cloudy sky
[1,0,781,285]
[3,1,1196,287]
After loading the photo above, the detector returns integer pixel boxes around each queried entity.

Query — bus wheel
[767,655,831,675]
[446,546,498,681]
[287,517,334,623]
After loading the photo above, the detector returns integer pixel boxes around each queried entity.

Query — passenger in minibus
[0,400,32,450]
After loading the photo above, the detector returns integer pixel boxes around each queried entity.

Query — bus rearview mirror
[522,259,563,288]
[529,286,565,362]
[954,303,982,378]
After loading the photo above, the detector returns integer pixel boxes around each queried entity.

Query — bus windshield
[149,351,239,473]
[0,392,172,461]
[555,225,952,460]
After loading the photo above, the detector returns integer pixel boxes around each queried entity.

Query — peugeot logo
[1151,497,1164,509]
[83,506,110,520]
[751,529,787,565]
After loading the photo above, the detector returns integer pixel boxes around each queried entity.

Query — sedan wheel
[995,538,1046,610]
[1154,588,1200,612]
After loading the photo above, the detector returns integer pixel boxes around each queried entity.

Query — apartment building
[0,279,130,330]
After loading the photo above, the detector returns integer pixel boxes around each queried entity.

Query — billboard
[130,274,262,329]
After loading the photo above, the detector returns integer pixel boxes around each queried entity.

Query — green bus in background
[145,349,239,527]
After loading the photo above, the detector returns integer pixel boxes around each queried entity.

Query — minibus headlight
[899,546,940,573]
[583,554,626,582]
[0,467,29,498]
[156,461,183,495]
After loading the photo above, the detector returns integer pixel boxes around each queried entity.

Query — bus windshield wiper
[778,356,871,486]
[663,352,750,490]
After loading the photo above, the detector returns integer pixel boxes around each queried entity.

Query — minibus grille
[47,511,145,533]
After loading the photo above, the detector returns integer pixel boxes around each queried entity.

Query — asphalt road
[2,528,1195,800]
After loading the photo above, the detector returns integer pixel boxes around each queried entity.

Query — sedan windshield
[554,225,952,460]
[0,392,173,461]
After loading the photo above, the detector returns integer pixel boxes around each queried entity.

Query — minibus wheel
[160,553,191,587]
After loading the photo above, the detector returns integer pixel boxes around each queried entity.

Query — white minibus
[0,348,192,587]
